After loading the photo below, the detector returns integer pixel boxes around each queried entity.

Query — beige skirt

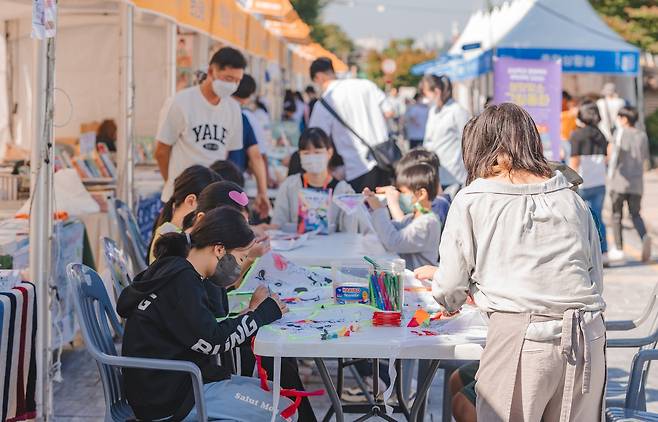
[475,310,606,422]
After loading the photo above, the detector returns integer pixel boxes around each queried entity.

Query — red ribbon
[251,338,325,419]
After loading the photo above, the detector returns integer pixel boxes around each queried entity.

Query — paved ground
[52,170,658,421]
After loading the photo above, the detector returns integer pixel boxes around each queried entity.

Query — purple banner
[493,57,562,161]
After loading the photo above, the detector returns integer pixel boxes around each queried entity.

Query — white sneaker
[642,236,652,263]
[602,253,610,268]
[608,248,626,263]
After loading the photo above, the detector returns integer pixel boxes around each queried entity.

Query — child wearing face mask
[270,127,360,233]
[178,184,319,421]
[118,207,297,421]
[181,180,269,279]
[363,163,441,270]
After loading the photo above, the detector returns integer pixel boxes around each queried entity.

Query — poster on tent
[32,0,57,39]
[493,57,562,161]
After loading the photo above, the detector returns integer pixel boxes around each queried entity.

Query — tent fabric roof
[421,0,640,78]
[497,0,638,53]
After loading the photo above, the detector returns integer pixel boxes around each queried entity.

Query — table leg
[409,360,440,422]
[270,356,281,422]
[442,367,456,422]
[315,358,344,422]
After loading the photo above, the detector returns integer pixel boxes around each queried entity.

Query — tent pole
[117,2,135,208]
[165,20,177,98]
[636,67,645,129]
[31,35,55,422]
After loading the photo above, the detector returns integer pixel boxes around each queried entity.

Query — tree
[290,0,355,61]
[590,0,658,53]
[364,38,435,88]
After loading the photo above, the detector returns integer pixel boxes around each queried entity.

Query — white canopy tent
[421,0,641,113]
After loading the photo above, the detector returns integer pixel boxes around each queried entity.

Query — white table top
[276,232,399,267]
[254,326,484,360]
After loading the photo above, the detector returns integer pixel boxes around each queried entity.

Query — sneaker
[608,248,626,263]
[340,376,388,403]
[602,253,610,268]
[642,236,652,263]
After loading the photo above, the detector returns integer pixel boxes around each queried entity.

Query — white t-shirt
[308,79,391,181]
[424,99,470,186]
[156,86,243,201]
[596,96,625,140]
[242,108,269,154]
[404,103,429,141]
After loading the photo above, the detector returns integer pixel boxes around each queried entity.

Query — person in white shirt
[403,93,429,149]
[421,74,470,190]
[308,57,394,193]
[596,82,626,141]
[154,47,270,217]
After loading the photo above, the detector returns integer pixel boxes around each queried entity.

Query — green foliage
[312,23,354,61]
[364,39,435,88]
[290,0,353,60]
[646,108,658,155]
[590,0,658,53]
[290,0,329,27]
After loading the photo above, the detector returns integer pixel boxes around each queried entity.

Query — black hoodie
[117,256,281,421]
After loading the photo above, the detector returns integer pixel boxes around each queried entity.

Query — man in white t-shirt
[308,57,393,192]
[404,94,429,149]
[154,47,270,216]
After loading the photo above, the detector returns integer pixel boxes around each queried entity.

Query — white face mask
[300,153,329,174]
[212,79,238,98]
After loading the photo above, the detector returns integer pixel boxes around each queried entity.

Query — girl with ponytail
[117,206,301,421]
[148,165,221,263]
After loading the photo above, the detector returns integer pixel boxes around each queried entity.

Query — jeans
[579,185,608,253]
[610,191,647,250]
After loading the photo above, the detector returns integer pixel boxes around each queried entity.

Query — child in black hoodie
[117,206,294,421]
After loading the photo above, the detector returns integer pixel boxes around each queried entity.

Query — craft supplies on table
[372,311,402,327]
[331,261,370,305]
[367,258,405,312]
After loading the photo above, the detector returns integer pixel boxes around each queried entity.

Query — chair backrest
[67,263,127,415]
[111,199,148,273]
[102,237,133,298]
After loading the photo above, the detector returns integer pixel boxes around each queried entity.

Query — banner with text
[494,57,562,161]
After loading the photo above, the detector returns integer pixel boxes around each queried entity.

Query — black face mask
[209,253,242,288]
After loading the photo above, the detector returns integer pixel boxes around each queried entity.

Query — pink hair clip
[228,190,249,207]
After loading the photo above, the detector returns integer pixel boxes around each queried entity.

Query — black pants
[239,346,317,422]
[610,191,647,250]
[348,167,392,193]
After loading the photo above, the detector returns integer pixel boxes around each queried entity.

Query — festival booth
[412,0,641,114]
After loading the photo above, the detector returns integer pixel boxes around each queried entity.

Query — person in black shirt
[118,207,296,421]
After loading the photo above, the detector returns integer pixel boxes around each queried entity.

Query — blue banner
[425,50,494,82]
[496,48,639,75]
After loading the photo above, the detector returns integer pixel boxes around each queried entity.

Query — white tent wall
[0,21,9,150]
[3,12,170,149]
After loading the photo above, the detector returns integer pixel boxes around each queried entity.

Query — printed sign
[32,0,57,39]
[494,57,562,160]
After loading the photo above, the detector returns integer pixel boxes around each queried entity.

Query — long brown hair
[462,103,553,185]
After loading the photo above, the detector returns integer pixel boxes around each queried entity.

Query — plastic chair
[606,282,658,409]
[102,237,133,298]
[606,349,658,421]
[67,263,207,421]
[109,198,148,273]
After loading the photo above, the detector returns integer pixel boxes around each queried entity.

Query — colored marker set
[369,270,402,311]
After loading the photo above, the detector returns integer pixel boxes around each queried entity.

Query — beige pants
[476,312,606,422]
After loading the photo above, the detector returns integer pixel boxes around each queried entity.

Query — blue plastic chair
[102,237,133,298]
[67,263,207,421]
[109,199,148,273]
[606,282,658,410]
[606,349,658,421]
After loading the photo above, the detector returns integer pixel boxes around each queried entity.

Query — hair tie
[185,232,191,246]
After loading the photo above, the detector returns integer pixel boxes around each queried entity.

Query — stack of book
[54,143,117,181]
